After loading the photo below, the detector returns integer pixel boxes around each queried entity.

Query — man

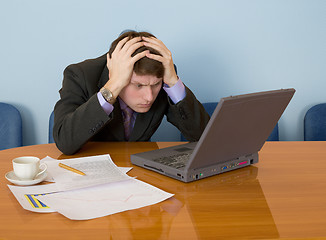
[53,30,210,155]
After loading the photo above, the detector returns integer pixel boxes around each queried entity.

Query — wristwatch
[100,87,116,104]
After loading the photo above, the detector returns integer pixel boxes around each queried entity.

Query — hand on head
[103,31,178,103]
[105,36,149,97]
[141,36,178,87]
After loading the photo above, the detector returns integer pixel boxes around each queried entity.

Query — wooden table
[1,141,326,240]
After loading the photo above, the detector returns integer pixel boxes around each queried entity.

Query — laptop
[131,88,295,182]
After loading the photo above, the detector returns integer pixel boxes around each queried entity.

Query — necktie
[122,106,134,140]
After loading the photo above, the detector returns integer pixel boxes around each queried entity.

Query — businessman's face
[119,72,162,113]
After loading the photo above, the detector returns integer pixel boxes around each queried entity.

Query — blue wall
[1,0,325,145]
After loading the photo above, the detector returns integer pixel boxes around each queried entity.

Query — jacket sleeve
[53,64,111,155]
[165,85,210,141]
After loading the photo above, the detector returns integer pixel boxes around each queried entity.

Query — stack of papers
[8,154,173,220]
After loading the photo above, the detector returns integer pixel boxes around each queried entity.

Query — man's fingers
[114,37,129,52]
[142,37,170,57]
[142,36,162,46]
[132,50,150,63]
[125,41,144,56]
[145,52,163,63]
[121,37,142,53]
[114,36,142,54]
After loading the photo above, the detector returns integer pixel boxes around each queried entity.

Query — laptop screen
[187,89,295,170]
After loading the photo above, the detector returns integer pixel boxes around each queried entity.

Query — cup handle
[35,163,47,179]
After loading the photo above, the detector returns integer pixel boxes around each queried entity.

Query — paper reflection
[107,166,279,239]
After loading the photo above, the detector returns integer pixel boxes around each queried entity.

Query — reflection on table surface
[108,166,278,239]
[1,141,326,239]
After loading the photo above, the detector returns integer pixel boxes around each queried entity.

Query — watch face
[106,90,112,99]
[101,88,114,103]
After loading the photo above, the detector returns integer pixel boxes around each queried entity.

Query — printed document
[36,178,173,220]
[43,154,132,191]
[7,154,174,220]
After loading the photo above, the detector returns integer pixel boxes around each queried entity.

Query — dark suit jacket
[53,54,210,155]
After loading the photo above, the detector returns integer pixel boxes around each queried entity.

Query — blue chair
[304,103,326,141]
[201,102,217,116]
[0,103,22,150]
[181,102,279,141]
[49,111,54,143]
[267,124,279,141]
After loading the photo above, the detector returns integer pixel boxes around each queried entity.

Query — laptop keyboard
[153,153,192,169]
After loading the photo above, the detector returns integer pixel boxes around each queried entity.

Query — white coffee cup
[12,156,47,180]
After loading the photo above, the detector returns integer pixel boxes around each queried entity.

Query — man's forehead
[130,74,162,85]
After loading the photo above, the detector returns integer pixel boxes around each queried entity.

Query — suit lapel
[96,63,126,140]
[97,64,109,89]
[106,100,125,140]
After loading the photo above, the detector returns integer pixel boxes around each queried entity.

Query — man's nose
[143,86,154,102]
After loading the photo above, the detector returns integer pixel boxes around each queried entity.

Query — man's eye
[133,83,142,88]
[154,82,161,87]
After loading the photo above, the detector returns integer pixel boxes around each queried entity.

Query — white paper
[7,166,133,213]
[44,154,132,191]
[8,154,174,220]
[8,184,59,213]
[36,178,174,220]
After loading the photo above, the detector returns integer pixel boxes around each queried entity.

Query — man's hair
[108,30,164,78]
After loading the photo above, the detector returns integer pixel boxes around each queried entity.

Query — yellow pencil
[58,163,86,176]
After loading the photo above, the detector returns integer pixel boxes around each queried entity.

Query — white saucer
[5,171,47,186]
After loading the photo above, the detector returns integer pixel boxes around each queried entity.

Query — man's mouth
[139,104,152,108]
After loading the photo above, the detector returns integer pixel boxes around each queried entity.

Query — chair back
[181,101,279,141]
[49,111,54,143]
[0,103,22,150]
[266,124,279,141]
[202,102,217,116]
[304,103,326,141]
